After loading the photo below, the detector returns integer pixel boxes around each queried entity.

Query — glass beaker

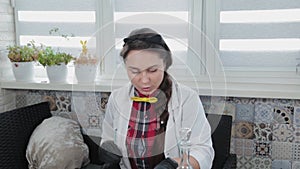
[177,127,193,169]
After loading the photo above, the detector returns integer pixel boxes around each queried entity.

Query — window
[218,0,300,74]
[215,0,300,98]
[101,0,190,79]
[13,0,208,82]
[15,0,97,56]
[14,0,98,78]
[10,0,300,98]
[84,0,220,92]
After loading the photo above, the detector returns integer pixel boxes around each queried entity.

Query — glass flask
[177,127,193,169]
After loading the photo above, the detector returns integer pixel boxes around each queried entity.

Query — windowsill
[1,75,300,99]
[0,77,128,92]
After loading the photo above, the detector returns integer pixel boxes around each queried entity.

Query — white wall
[0,0,15,48]
[0,0,16,112]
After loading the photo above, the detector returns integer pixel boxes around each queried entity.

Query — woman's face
[125,50,165,95]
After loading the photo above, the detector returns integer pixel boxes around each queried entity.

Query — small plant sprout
[49,27,75,40]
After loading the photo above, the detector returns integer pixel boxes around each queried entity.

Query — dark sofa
[0,102,236,169]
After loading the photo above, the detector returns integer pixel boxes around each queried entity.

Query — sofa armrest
[0,102,52,169]
[82,134,104,165]
[81,164,104,169]
[222,154,237,169]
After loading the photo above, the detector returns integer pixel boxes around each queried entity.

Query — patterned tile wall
[10,89,300,168]
[13,89,109,137]
[201,96,300,169]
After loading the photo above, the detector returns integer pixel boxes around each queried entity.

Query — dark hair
[120,28,172,70]
[120,28,172,108]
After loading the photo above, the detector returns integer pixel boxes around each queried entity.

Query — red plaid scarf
[126,89,169,169]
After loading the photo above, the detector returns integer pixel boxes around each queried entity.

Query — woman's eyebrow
[128,65,160,70]
[148,65,159,69]
[127,66,140,70]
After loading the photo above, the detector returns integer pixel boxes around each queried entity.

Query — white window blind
[219,0,300,72]
[14,0,97,57]
[112,0,189,77]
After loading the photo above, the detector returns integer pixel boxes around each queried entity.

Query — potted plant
[38,46,74,83]
[74,40,99,83]
[7,41,40,82]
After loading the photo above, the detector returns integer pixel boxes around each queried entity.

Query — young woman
[101,28,214,169]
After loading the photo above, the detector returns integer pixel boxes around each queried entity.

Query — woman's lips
[141,87,151,92]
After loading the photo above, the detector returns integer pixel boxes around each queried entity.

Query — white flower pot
[75,64,97,83]
[46,64,68,83]
[11,62,34,82]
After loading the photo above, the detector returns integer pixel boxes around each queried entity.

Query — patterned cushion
[26,116,90,169]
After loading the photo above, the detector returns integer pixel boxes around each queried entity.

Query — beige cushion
[26,116,90,169]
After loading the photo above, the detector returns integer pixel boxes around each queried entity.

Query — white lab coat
[101,79,214,169]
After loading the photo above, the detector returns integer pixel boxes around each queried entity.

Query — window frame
[91,0,300,99]
[3,0,300,99]
[211,0,300,99]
